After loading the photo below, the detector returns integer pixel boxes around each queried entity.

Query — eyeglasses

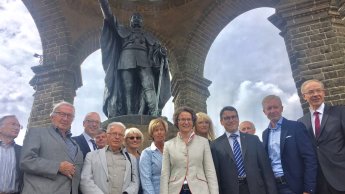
[84,119,100,125]
[4,122,23,129]
[303,89,325,96]
[107,132,124,138]
[222,115,238,121]
[178,118,192,123]
[127,136,142,140]
[54,112,74,119]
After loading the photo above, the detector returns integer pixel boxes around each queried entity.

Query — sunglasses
[127,136,142,140]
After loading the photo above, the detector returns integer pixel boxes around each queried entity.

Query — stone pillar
[270,0,345,112]
[28,64,80,128]
[171,72,212,113]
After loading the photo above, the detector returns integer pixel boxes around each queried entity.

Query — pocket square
[286,135,292,138]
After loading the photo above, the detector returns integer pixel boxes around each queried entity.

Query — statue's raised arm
[99,0,113,21]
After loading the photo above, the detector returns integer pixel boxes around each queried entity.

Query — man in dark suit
[211,106,277,194]
[262,95,317,194]
[0,115,23,194]
[73,112,101,159]
[298,79,345,194]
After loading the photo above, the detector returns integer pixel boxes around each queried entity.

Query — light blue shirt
[0,141,18,193]
[139,142,163,194]
[268,117,284,177]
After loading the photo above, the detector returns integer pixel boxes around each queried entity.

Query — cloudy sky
[0,0,303,145]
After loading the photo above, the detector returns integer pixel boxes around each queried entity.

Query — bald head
[83,112,101,138]
[239,121,256,135]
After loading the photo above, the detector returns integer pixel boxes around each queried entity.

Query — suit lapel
[14,144,21,173]
[280,119,288,153]
[79,135,91,152]
[318,105,330,141]
[239,132,247,158]
[124,151,131,183]
[304,113,314,139]
[220,133,235,161]
[300,113,317,146]
[262,129,269,151]
[99,148,109,177]
[47,126,71,158]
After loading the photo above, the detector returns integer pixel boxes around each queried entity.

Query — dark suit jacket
[73,134,91,159]
[14,143,23,194]
[263,118,317,193]
[298,105,345,191]
[211,132,277,194]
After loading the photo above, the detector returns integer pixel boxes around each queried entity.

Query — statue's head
[130,13,143,28]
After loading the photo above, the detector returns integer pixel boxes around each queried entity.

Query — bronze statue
[99,0,171,118]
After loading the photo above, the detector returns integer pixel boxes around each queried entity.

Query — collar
[268,117,283,130]
[225,130,240,139]
[54,127,72,138]
[83,132,93,141]
[178,131,195,143]
[150,142,158,151]
[0,140,15,147]
[106,145,124,154]
[309,103,325,115]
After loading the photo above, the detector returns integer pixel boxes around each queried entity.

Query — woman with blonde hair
[124,127,144,159]
[124,127,144,194]
[195,112,216,141]
[139,118,168,194]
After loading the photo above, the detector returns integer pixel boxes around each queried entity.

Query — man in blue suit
[262,95,317,194]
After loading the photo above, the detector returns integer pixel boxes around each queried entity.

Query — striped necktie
[230,134,246,177]
[90,139,97,150]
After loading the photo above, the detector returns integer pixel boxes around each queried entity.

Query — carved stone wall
[270,0,345,112]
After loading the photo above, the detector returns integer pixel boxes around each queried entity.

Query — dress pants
[317,168,345,194]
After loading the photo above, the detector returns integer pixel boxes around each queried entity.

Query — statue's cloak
[100,17,171,118]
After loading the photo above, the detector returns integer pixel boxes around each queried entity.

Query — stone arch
[23,0,345,127]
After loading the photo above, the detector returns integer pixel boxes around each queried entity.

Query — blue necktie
[230,134,246,177]
[90,139,97,150]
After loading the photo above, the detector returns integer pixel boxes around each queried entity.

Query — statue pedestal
[103,115,178,150]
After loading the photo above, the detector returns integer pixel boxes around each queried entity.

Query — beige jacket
[160,134,219,194]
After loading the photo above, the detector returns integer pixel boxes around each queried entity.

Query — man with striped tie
[211,106,277,194]
[262,95,317,194]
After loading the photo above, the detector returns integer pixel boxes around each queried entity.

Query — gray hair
[0,115,17,126]
[301,79,325,94]
[262,95,282,108]
[50,101,75,117]
[239,120,256,130]
[106,122,126,133]
[124,127,144,141]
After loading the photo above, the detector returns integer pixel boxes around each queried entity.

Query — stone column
[28,64,81,128]
[171,72,212,113]
[270,0,345,112]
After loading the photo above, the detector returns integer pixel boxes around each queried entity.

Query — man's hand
[59,161,76,179]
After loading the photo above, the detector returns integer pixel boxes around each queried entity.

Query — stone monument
[99,0,171,118]
[98,0,177,146]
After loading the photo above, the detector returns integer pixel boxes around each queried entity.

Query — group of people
[1,79,344,194]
